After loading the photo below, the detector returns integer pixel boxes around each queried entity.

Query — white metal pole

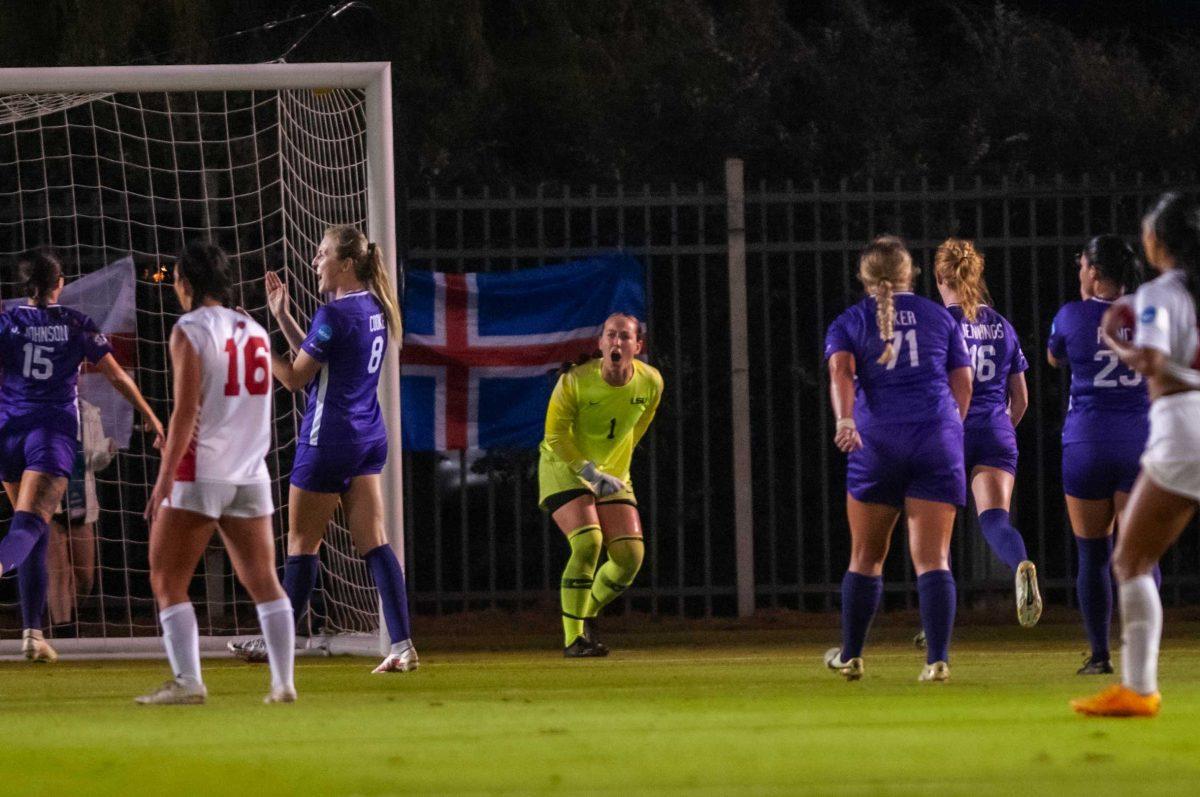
[726,157,755,618]
[0,62,389,93]
[363,64,405,654]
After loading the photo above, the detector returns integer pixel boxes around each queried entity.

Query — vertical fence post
[726,158,755,617]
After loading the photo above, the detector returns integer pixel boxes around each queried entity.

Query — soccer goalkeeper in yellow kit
[539,312,663,657]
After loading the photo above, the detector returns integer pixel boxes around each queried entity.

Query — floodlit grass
[4,620,1200,795]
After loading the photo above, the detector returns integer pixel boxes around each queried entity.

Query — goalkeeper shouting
[539,313,662,658]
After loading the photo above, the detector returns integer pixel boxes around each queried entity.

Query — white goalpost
[0,63,403,656]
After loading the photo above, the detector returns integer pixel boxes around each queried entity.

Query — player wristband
[835,418,856,432]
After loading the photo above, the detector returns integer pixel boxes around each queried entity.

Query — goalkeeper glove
[579,461,626,497]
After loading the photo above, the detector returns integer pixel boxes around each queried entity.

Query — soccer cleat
[22,629,57,663]
[919,661,950,682]
[372,648,420,673]
[583,619,609,655]
[264,685,298,704]
[227,637,268,663]
[563,636,608,658]
[135,678,207,705]
[1071,684,1161,717]
[824,647,864,681]
[1077,653,1114,675]
[1015,560,1043,628]
[913,629,926,649]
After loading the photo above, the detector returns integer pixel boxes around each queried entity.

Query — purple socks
[282,553,320,628]
[0,511,48,576]
[917,570,956,664]
[978,508,1028,572]
[18,525,49,629]
[365,544,413,645]
[840,571,883,659]
[1075,535,1113,660]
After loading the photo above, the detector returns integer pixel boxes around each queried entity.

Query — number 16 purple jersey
[0,304,112,437]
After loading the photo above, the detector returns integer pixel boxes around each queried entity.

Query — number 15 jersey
[174,305,271,484]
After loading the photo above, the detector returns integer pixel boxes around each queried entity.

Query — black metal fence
[401,169,1200,616]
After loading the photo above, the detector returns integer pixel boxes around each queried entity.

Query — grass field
[5,617,1200,795]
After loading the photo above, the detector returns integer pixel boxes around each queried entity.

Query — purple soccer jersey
[1047,298,1149,443]
[299,291,388,446]
[824,292,972,427]
[0,304,112,436]
[948,305,1028,428]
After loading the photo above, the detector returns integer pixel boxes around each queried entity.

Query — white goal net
[0,64,402,652]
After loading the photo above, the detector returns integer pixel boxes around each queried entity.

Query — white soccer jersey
[1134,269,1199,371]
[173,305,271,484]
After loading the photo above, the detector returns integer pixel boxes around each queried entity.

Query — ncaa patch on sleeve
[317,324,333,342]
[1140,306,1157,324]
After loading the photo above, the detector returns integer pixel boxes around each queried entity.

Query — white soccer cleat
[264,685,297,704]
[1015,560,1043,628]
[824,647,864,681]
[227,637,268,663]
[22,629,57,663]
[372,648,419,674]
[919,661,950,683]
[135,678,207,705]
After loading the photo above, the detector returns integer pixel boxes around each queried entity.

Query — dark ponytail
[1083,234,1138,292]
[17,247,64,307]
[176,241,234,307]
[1144,192,1200,311]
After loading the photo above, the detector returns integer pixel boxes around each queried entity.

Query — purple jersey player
[0,248,163,662]
[228,225,418,675]
[934,238,1042,631]
[1048,234,1149,676]
[823,235,973,683]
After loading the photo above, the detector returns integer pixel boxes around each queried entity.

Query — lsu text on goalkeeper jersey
[540,358,663,483]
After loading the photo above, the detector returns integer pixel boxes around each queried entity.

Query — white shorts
[1140,391,1200,502]
[167,480,274,520]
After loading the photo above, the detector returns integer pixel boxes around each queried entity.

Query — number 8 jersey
[298,291,388,447]
[1048,297,1149,444]
[174,305,271,483]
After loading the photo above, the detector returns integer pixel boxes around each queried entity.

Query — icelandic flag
[400,252,645,451]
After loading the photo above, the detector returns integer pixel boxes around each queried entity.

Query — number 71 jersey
[824,292,971,426]
[174,305,271,483]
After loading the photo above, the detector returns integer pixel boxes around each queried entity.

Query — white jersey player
[136,242,296,706]
[1073,192,1200,718]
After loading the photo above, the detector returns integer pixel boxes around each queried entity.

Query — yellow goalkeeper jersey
[539,357,664,483]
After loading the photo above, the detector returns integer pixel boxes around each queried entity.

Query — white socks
[390,638,414,657]
[1120,574,1162,696]
[256,598,296,691]
[160,602,202,686]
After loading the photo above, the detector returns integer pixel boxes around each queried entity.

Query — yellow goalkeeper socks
[561,525,602,646]
[589,536,644,615]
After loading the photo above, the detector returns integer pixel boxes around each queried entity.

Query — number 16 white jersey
[174,305,271,484]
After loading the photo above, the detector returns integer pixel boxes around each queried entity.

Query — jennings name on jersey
[174,306,271,484]
[948,305,1029,428]
[0,304,112,436]
[299,291,388,447]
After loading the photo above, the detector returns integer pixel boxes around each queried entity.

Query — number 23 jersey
[174,305,271,483]
[540,358,663,483]
[1047,298,1149,444]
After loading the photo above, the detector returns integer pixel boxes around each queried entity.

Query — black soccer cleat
[563,636,608,658]
[1076,653,1114,675]
[583,619,609,655]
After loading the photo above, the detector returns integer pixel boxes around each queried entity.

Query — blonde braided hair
[934,238,991,322]
[858,235,913,364]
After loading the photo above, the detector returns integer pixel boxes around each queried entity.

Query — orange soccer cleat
[1071,684,1161,717]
